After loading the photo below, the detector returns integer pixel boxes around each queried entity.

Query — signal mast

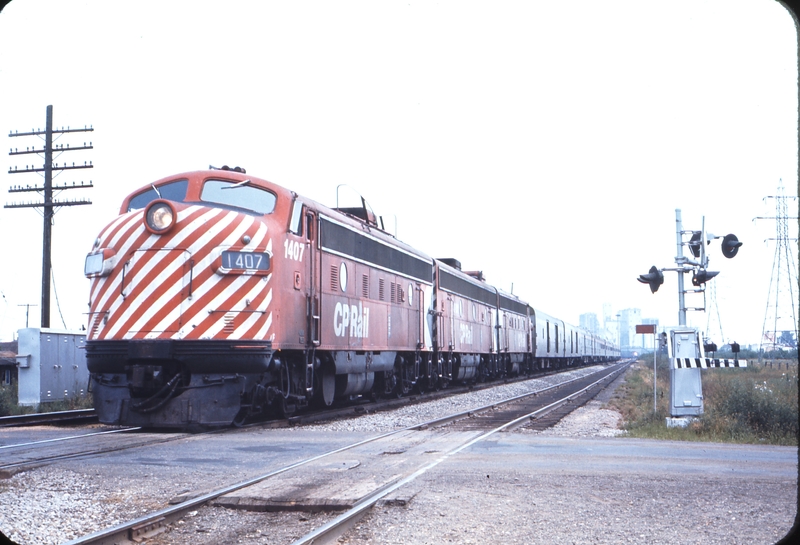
[636,209,742,421]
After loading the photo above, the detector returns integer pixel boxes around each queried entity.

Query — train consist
[84,167,619,428]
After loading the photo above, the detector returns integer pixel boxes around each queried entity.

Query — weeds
[0,380,92,417]
[0,381,29,416]
[607,356,798,446]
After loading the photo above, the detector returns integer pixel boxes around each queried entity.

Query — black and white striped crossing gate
[673,358,748,369]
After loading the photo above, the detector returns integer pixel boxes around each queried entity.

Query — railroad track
[61,361,631,545]
[0,409,97,428]
[442,363,626,433]
[0,427,205,477]
[0,363,604,477]
[253,363,591,429]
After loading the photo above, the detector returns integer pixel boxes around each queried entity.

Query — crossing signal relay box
[15,328,88,405]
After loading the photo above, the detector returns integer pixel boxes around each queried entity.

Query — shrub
[698,368,798,444]
[0,381,19,416]
[609,358,798,446]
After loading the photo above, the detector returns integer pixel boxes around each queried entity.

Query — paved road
[353,434,798,545]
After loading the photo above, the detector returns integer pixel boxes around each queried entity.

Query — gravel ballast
[0,365,795,544]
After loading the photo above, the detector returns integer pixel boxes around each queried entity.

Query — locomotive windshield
[127,179,189,212]
[201,179,277,215]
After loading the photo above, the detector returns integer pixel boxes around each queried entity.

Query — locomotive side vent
[362,274,369,298]
[91,313,104,336]
[390,282,398,304]
[223,313,235,334]
[330,265,339,292]
[379,278,385,301]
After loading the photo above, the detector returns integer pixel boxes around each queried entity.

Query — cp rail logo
[333,301,371,338]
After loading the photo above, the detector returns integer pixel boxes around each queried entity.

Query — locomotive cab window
[306,212,315,241]
[201,179,277,215]
[127,179,189,212]
[289,199,304,236]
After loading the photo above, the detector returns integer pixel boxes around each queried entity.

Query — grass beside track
[0,381,93,417]
[606,356,798,446]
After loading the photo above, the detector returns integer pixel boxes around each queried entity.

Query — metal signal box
[15,328,88,406]
[668,328,704,416]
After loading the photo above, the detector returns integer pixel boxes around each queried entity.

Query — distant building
[599,304,660,354]
[618,308,642,351]
[579,312,600,335]
[0,340,18,386]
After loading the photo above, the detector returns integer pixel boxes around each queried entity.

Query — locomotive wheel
[385,372,398,398]
[392,378,404,399]
[477,362,487,383]
[392,359,409,398]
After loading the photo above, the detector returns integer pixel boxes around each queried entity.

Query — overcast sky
[0,0,796,347]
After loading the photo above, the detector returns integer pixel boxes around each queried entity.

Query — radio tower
[755,180,798,355]
[4,105,94,329]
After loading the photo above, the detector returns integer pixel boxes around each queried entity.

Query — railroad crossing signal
[688,231,704,258]
[720,234,743,258]
[636,211,741,322]
[688,231,743,260]
[691,269,719,286]
[637,266,664,293]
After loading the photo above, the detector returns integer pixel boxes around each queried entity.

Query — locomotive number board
[222,251,271,271]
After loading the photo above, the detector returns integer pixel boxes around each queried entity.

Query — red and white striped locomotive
[85,167,618,428]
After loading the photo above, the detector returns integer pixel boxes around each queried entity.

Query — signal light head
[688,231,703,258]
[692,269,719,286]
[637,265,664,293]
[721,233,742,258]
[144,200,176,234]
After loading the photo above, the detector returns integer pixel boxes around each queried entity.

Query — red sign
[636,324,656,334]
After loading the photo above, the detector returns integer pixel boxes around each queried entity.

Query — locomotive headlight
[144,201,176,234]
[84,249,117,277]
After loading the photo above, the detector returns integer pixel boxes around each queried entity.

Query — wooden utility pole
[5,105,94,328]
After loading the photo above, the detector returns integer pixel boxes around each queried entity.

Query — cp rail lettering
[333,301,370,338]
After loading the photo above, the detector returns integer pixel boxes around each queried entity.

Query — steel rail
[290,360,633,545]
[0,429,202,477]
[500,360,632,432]
[253,363,580,429]
[409,360,631,431]
[0,427,140,451]
[61,362,628,545]
[0,409,97,428]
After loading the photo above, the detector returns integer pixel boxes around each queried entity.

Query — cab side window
[289,199,304,235]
